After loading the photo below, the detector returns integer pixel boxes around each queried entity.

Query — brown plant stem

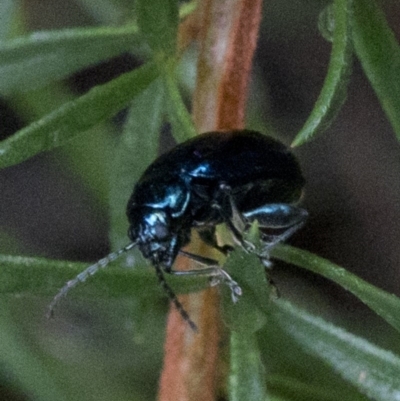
[193,0,262,132]
[158,0,262,400]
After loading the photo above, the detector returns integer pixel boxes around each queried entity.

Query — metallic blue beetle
[49,130,307,330]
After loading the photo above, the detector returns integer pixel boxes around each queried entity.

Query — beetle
[48,130,307,330]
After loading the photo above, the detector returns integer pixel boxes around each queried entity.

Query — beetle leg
[210,268,243,303]
[243,204,308,262]
[153,264,198,332]
[172,251,242,303]
[214,183,256,253]
[259,220,306,259]
[243,204,308,230]
[170,268,242,303]
[216,187,308,264]
[179,249,219,265]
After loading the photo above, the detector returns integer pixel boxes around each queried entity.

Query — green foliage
[0,0,400,400]
[223,244,270,400]
[229,331,268,401]
[162,58,197,141]
[271,245,400,333]
[0,253,208,298]
[0,63,159,168]
[0,303,69,401]
[108,79,165,249]
[352,0,400,140]
[0,0,15,39]
[292,0,400,146]
[273,300,400,401]
[136,0,179,56]
[0,25,148,95]
[292,0,352,147]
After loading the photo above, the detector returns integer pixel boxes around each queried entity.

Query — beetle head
[127,176,192,267]
[127,207,176,266]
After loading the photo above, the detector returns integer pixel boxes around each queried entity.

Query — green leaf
[0,302,68,401]
[0,62,159,169]
[0,0,15,39]
[221,243,269,333]
[292,0,352,147]
[352,0,400,141]
[224,233,271,400]
[229,331,269,401]
[109,78,164,249]
[75,0,130,24]
[136,0,179,56]
[0,254,208,299]
[0,25,149,95]
[179,0,198,19]
[270,245,400,334]
[163,59,197,142]
[267,375,367,401]
[273,299,400,401]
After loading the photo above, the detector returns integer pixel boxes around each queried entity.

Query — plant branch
[158,0,262,400]
[193,0,262,132]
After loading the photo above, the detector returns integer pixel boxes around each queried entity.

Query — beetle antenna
[47,242,137,318]
[153,264,198,332]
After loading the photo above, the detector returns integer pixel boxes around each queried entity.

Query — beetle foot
[260,254,273,269]
[209,268,242,303]
[242,239,256,253]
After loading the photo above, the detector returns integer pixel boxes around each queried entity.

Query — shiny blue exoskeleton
[49,130,307,330]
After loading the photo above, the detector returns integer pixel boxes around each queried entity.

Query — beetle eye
[153,222,169,240]
[140,210,170,241]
